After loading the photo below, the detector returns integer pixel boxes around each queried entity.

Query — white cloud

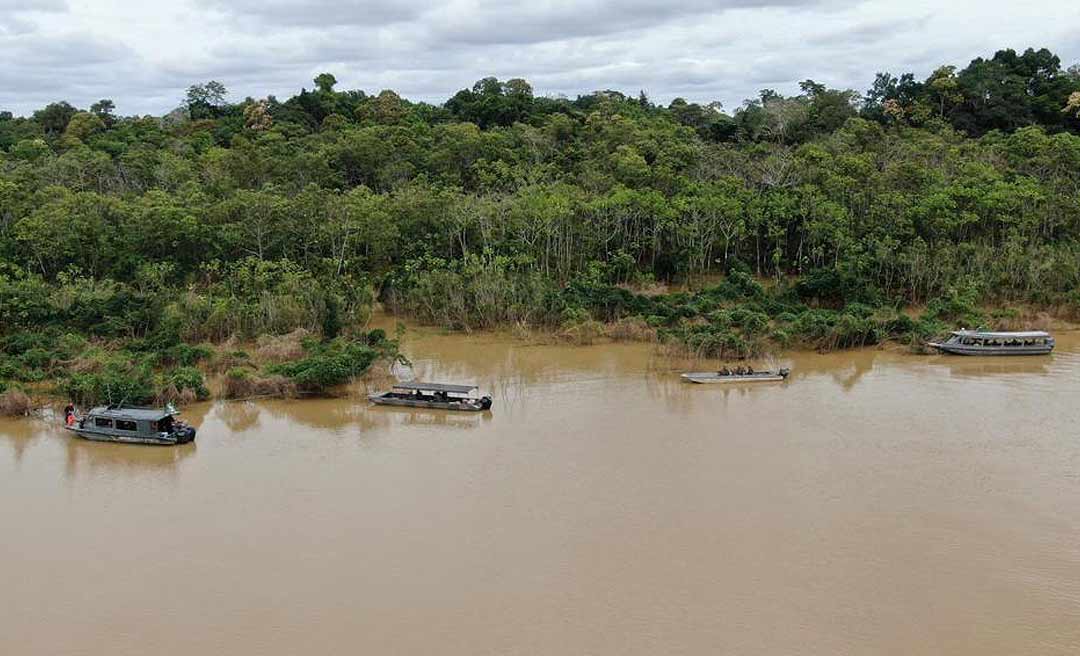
[0,0,1078,116]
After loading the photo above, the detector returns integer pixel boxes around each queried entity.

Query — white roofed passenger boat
[928,330,1054,356]
[368,382,493,412]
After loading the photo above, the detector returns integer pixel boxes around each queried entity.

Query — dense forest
[2,47,1080,407]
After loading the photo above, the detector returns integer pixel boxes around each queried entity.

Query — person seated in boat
[746,365,754,374]
[719,366,731,376]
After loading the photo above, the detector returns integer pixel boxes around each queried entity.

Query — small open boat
[928,330,1054,356]
[681,368,791,384]
[368,382,493,412]
[64,404,196,445]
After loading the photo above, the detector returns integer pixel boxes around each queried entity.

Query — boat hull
[65,426,196,446]
[681,372,788,384]
[368,394,491,412]
[928,343,1054,356]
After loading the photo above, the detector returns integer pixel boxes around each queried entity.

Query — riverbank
[386,265,1080,359]
[2,300,1080,419]
[0,327,400,418]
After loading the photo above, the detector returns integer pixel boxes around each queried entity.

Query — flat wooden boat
[928,330,1054,356]
[64,404,196,445]
[681,369,791,384]
[368,382,493,412]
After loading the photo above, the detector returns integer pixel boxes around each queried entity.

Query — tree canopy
[0,46,1079,377]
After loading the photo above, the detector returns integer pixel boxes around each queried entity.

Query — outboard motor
[177,426,197,444]
[479,396,493,411]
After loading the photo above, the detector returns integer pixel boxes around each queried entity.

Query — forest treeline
[1,46,1080,403]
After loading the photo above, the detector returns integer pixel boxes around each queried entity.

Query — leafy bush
[790,309,837,343]
[705,271,765,302]
[163,366,210,401]
[660,323,764,359]
[0,358,19,380]
[269,337,385,392]
[56,333,88,359]
[18,348,52,370]
[1,330,57,356]
[925,287,984,328]
[364,329,387,346]
[158,343,214,367]
[60,360,155,406]
[826,312,882,350]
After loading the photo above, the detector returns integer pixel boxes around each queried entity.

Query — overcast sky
[2,0,1079,117]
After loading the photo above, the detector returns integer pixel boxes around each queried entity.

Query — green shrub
[661,323,763,359]
[269,338,383,392]
[322,292,342,340]
[164,366,210,400]
[56,333,88,359]
[159,343,214,367]
[18,368,48,383]
[226,367,251,381]
[882,313,917,337]
[560,306,591,327]
[790,309,837,343]
[910,317,949,350]
[826,313,881,350]
[0,358,19,380]
[770,328,792,348]
[925,288,984,328]
[61,360,155,406]
[18,348,52,370]
[2,330,58,356]
[706,271,765,301]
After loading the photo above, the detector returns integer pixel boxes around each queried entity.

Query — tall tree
[185,81,229,120]
[32,102,78,139]
[314,73,338,94]
[89,99,116,127]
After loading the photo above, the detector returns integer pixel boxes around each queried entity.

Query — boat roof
[88,405,176,421]
[391,382,478,394]
[952,330,1051,339]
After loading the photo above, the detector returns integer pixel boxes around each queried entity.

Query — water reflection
[0,417,50,466]
[179,400,212,428]
[258,398,373,432]
[63,436,197,479]
[933,355,1053,378]
[366,405,491,430]
[213,400,263,433]
[215,394,495,433]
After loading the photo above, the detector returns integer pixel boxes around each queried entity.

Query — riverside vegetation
[2,47,1080,411]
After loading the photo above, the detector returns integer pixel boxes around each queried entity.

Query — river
[2,329,1080,655]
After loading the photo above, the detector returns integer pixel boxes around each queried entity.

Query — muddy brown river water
[2,330,1080,655]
